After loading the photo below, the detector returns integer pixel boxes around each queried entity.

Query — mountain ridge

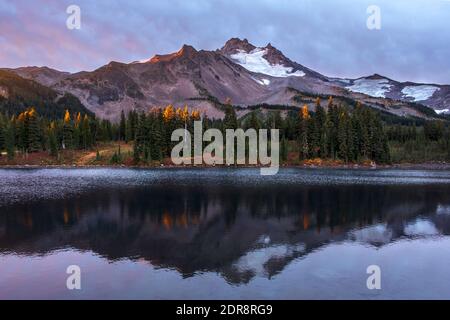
[2,38,449,120]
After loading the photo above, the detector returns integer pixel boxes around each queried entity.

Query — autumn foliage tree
[0,98,395,165]
[0,107,100,159]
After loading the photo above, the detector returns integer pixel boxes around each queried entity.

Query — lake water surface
[1,168,450,299]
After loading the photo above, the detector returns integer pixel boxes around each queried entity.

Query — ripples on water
[2,168,450,206]
[1,168,450,299]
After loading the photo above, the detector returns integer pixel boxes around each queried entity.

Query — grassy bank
[1,142,446,169]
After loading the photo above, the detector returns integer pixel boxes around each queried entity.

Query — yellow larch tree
[181,105,190,122]
[163,104,175,122]
[191,109,201,121]
[301,104,310,120]
[64,109,71,124]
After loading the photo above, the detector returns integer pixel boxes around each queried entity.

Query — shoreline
[3,142,450,171]
[1,162,450,170]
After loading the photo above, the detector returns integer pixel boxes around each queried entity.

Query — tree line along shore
[1,97,450,167]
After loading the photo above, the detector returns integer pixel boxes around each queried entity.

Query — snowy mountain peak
[229,48,305,78]
[6,38,449,120]
[221,38,329,80]
[220,38,307,78]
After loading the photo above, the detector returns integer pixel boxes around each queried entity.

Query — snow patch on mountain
[346,78,393,98]
[401,85,440,102]
[435,108,450,115]
[230,49,305,78]
[253,77,271,85]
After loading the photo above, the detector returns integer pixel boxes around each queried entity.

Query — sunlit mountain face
[3,37,450,121]
[1,168,450,299]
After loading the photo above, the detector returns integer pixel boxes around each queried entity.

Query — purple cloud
[0,0,449,84]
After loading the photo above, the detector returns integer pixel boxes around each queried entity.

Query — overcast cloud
[0,0,449,84]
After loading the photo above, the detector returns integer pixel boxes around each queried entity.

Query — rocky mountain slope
[0,70,92,118]
[2,38,449,120]
[1,66,70,87]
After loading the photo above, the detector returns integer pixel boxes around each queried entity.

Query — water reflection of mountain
[1,184,450,284]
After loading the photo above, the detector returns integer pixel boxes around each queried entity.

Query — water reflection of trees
[1,183,450,283]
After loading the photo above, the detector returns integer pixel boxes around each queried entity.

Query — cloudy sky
[1,0,449,84]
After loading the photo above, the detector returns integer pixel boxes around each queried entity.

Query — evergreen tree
[360,108,372,158]
[314,98,327,158]
[119,110,126,141]
[281,136,288,162]
[0,117,5,154]
[5,122,15,160]
[16,113,26,152]
[151,111,164,161]
[0,96,397,165]
[325,98,338,159]
[337,108,349,162]
[135,112,147,160]
[298,105,310,160]
[143,114,152,163]
[126,110,137,142]
[370,114,390,163]
[48,123,58,157]
[81,115,92,149]
[73,112,82,149]
[223,102,238,130]
[247,111,260,131]
[133,138,140,164]
[351,102,363,161]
